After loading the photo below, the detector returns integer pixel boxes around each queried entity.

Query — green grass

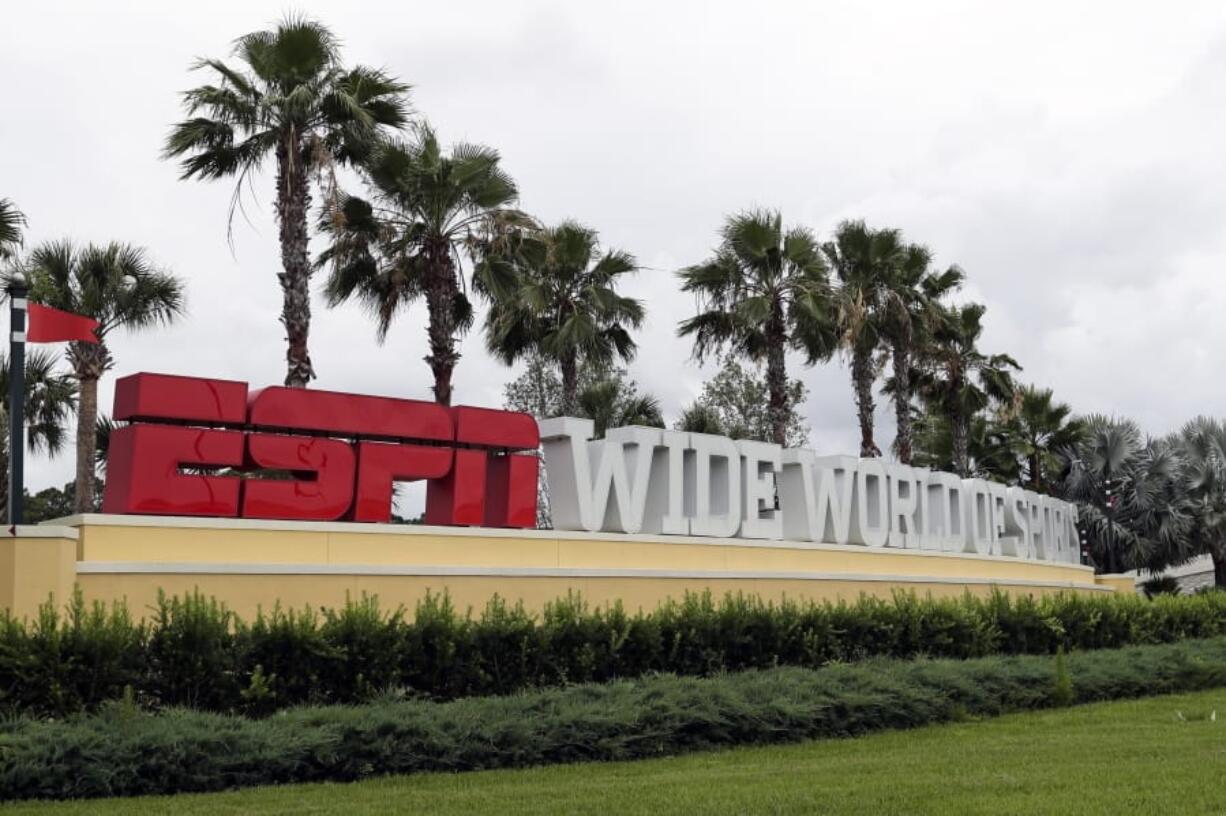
[8,689,1226,815]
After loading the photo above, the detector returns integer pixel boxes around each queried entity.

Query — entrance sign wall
[3,378,1126,622]
[93,371,1082,584]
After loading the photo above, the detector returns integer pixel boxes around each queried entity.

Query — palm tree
[0,350,76,521]
[577,378,664,438]
[165,15,409,387]
[911,404,1019,483]
[321,127,531,405]
[678,210,834,446]
[915,303,1019,477]
[675,403,726,436]
[821,220,910,458]
[485,221,644,415]
[1007,385,1085,492]
[877,245,963,464]
[0,199,26,261]
[24,242,185,512]
[1172,417,1226,587]
[1063,416,1191,574]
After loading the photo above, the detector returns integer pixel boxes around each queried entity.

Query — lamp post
[7,271,26,526]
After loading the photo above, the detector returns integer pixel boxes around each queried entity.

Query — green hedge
[4,638,1226,801]
[3,587,1226,717]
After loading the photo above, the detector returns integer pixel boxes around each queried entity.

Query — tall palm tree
[877,245,963,464]
[821,220,909,458]
[1008,385,1085,492]
[165,15,409,387]
[321,127,531,405]
[678,210,834,447]
[0,199,26,261]
[0,350,76,521]
[915,303,1019,477]
[24,242,185,512]
[485,221,644,415]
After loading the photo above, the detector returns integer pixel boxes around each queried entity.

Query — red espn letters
[101,373,539,527]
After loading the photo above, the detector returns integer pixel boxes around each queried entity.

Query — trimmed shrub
[2,587,1226,717]
[3,638,1226,801]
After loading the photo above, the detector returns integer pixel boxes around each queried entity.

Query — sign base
[2,515,1128,621]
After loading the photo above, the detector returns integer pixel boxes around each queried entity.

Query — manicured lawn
[7,690,1226,815]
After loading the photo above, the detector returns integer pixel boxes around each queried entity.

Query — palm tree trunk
[424,241,459,406]
[276,133,315,388]
[1214,550,1226,589]
[74,375,98,513]
[891,341,913,464]
[851,345,880,457]
[950,408,971,478]
[766,300,789,447]
[1029,451,1042,491]
[559,351,578,416]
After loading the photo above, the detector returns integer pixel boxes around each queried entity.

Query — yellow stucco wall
[0,513,1127,621]
[0,527,77,617]
[1093,574,1139,594]
[75,573,1111,621]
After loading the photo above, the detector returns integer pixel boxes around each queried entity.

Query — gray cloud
[4,0,1226,508]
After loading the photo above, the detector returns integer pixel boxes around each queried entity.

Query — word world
[103,373,539,526]
[540,418,1081,562]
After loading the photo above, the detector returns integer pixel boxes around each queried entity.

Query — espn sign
[101,373,539,526]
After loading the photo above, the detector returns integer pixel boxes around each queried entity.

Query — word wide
[541,418,1081,563]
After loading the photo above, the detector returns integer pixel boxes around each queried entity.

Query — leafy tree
[682,356,809,446]
[502,354,565,420]
[0,350,76,521]
[23,242,185,512]
[165,15,409,386]
[679,210,834,446]
[0,199,26,261]
[321,127,530,405]
[486,221,643,415]
[1062,416,1191,574]
[915,303,1019,477]
[23,479,102,524]
[822,220,909,457]
[1171,417,1226,587]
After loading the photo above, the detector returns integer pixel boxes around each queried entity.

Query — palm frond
[0,199,28,260]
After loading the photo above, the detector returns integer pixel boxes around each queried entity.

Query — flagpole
[8,272,26,526]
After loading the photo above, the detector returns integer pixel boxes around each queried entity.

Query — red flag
[26,303,100,344]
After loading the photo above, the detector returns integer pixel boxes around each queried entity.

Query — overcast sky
[4,1,1226,508]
